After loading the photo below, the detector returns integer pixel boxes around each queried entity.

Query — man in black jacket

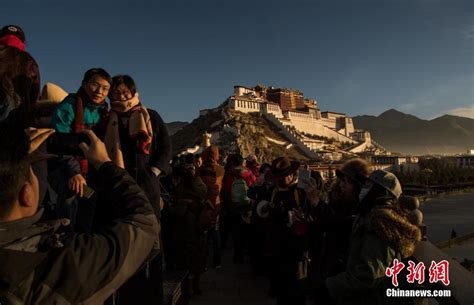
[0,128,159,304]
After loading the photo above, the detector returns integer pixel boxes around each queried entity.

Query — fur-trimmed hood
[355,206,421,258]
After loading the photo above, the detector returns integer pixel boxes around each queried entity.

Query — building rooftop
[233,85,254,90]
[321,111,347,116]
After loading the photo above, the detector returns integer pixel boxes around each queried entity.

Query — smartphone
[47,132,91,156]
[297,169,311,189]
[82,185,95,199]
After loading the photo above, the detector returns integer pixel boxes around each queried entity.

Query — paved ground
[421,192,474,244]
[189,248,275,305]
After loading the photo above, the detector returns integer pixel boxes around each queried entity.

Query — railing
[436,233,474,249]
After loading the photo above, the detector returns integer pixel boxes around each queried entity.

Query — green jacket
[326,206,421,305]
[51,94,107,133]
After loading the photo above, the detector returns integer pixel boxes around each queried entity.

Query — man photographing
[0,128,159,304]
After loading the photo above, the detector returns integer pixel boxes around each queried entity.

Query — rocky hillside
[166,121,188,136]
[170,105,310,163]
[353,109,474,155]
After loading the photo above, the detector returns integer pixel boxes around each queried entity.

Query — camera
[47,132,91,156]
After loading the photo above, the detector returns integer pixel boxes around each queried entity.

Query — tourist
[220,153,254,251]
[50,68,111,232]
[103,74,171,304]
[0,25,50,207]
[197,145,225,268]
[0,128,159,303]
[105,74,171,219]
[228,155,253,263]
[248,162,273,272]
[321,170,422,305]
[168,165,208,295]
[245,154,259,185]
[264,156,319,305]
[309,158,372,294]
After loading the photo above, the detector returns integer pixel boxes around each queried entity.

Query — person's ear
[18,182,35,208]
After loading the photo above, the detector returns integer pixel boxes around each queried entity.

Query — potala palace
[224,84,385,159]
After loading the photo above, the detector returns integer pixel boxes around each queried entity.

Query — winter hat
[368,170,402,199]
[0,25,25,41]
[0,25,26,51]
[336,158,371,187]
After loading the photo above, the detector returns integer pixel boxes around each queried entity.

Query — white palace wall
[229,98,261,114]
[284,111,356,143]
[262,103,284,118]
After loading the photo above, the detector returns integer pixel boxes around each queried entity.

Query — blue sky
[2,0,473,122]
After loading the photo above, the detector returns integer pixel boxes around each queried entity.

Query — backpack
[230,178,250,214]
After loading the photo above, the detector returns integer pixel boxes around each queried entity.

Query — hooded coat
[326,203,421,305]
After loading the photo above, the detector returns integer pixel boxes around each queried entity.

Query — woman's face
[110,83,133,102]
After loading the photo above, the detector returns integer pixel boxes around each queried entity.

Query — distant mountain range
[353,109,474,155]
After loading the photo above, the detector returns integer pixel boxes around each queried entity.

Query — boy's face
[83,75,110,104]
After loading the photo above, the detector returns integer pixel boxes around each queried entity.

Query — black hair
[82,68,112,86]
[259,163,271,174]
[0,25,25,42]
[178,154,187,165]
[109,75,137,98]
[184,153,195,165]
[225,153,243,170]
[171,165,195,186]
[0,127,30,219]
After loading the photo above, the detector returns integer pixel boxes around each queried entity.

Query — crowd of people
[0,24,424,305]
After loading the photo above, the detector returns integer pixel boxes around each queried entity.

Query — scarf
[73,87,108,174]
[0,34,25,51]
[105,93,153,169]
